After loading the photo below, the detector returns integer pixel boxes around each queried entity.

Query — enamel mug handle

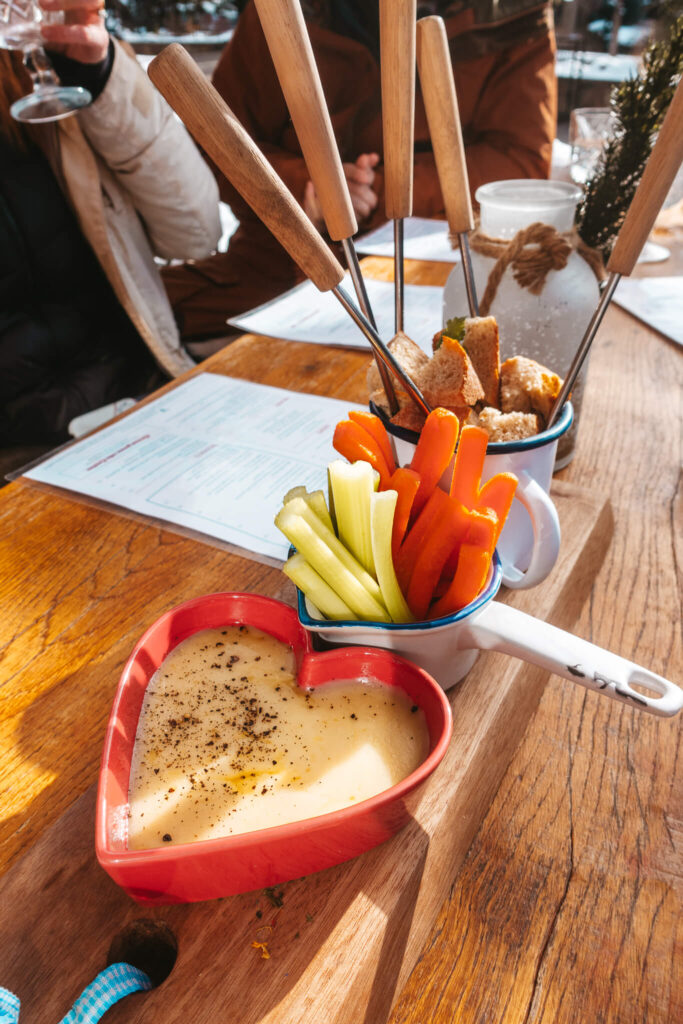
[464,601,683,717]
[499,470,561,590]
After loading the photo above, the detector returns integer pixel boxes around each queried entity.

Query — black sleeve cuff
[48,37,115,103]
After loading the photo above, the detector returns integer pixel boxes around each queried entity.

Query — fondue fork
[548,77,683,427]
[379,0,416,335]
[416,15,479,317]
[253,0,399,415]
[148,45,431,417]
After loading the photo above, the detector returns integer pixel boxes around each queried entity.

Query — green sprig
[575,16,683,257]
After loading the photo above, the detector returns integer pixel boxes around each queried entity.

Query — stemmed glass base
[11,83,91,123]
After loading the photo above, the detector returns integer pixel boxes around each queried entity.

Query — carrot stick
[387,467,421,560]
[395,487,451,595]
[406,496,466,620]
[477,472,517,543]
[333,420,391,488]
[430,544,492,619]
[449,425,489,510]
[348,410,396,477]
[440,506,497,580]
[431,511,497,618]
[463,508,498,551]
[409,408,460,516]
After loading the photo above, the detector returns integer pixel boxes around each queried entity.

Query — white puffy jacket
[42,39,221,377]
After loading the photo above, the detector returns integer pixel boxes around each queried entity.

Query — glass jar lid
[475,179,583,237]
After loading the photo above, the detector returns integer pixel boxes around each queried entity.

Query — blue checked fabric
[1,963,152,1024]
[0,987,19,1024]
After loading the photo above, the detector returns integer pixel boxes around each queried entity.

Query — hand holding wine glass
[40,0,109,64]
[0,0,108,122]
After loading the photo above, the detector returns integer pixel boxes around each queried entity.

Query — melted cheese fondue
[128,626,428,848]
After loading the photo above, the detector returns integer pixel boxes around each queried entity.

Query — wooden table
[1,254,681,1022]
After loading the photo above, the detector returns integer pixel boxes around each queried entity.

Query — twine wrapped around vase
[450,222,605,316]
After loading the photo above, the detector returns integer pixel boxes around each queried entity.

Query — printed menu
[25,374,364,563]
[356,217,461,263]
[227,274,443,351]
[613,277,683,347]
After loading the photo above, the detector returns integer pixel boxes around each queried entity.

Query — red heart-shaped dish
[95,593,452,904]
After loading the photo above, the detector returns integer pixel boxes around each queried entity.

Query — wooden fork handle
[253,0,357,242]
[416,15,474,235]
[380,0,416,220]
[148,44,344,293]
[608,78,683,276]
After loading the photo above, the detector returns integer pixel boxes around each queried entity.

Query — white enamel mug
[297,556,683,716]
[369,401,573,590]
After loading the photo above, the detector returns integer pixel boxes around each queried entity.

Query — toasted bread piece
[443,404,475,424]
[461,317,500,408]
[368,388,391,416]
[366,330,430,398]
[390,403,427,433]
[413,335,484,409]
[477,406,541,442]
[500,356,562,421]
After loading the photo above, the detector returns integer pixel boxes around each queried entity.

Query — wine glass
[568,107,614,186]
[0,0,91,122]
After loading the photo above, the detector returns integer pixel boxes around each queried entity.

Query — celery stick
[371,491,415,623]
[328,460,377,576]
[283,553,354,620]
[283,485,308,504]
[275,506,390,621]
[327,465,337,534]
[305,489,335,534]
[284,497,384,603]
[282,486,335,534]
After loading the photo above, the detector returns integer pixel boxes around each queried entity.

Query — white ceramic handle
[463,601,683,717]
[499,470,560,590]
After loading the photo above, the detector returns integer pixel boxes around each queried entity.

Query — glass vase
[443,179,601,468]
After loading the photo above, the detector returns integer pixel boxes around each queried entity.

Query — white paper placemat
[25,374,363,562]
[613,276,683,347]
[227,274,443,352]
[355,217,460,263]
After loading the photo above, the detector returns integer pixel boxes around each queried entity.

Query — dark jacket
[0,135,157,445]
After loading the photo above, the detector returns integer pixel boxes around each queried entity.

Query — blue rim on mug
[296,551,504,632]
[368,399,574,453]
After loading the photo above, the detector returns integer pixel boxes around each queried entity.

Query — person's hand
[39,0,110,65]
[344,152,380,220]
[303,152,380,231]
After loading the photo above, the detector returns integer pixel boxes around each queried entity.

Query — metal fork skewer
[394,220,405,334]
[458,233,480,317]
[342,239,400,415]
[546,272,619,428]
[334,286,431,416]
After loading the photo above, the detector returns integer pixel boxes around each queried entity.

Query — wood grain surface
[0,484,612,1023]
[253,0,358,242]
[379,0,416,220]
[416,16,474,235]
[1,254,681,1023]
